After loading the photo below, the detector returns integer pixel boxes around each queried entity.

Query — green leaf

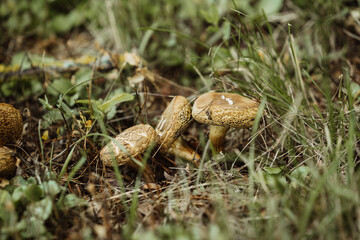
[206,25,219,34]
[221,21,231,40]
[41,180,62,198]
[57,98,75,117]
[10,52,30,69]
[6,176,27,193]
[289,166,311,189]
[26,177,37,185]
[41,110,63,129]
[26,197,53,222]
[256,0,283,15]
[98,93,134,113]
[21,217,47,238]
[48,10,85,33]
[75,67,93,85]
[0,190,16,225]
[0,190,12,204]
[290,166,311,181]
[200,5,220,25]
[47,78,73,96]
[57,193,87,210]
[263,166,284,175]
[24,184,43,202]
[260,167,288,193]
[76,99,96,105]
[12,186,26,203]
[39,95,54,110]
[350,82,360,97]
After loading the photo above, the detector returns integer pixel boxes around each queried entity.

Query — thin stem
[127,156,155,183]
[209,125,230,152]
[167,137,201,167]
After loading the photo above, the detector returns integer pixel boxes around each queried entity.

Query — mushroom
[0,103,23,147]
[100,124,157,183]
[155,96,200,166]
[0,146,17,179]
[192,92,259,152]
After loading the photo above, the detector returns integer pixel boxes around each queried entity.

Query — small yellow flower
[85,120,92,129]
[42,130,49,141]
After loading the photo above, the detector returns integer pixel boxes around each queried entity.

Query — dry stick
[154,72,198,94]
[134,88,145,124]
[40,51,48,91]
[88,58,97,116]
[0,66,80,81]
[139,69,167,104]
[84,60,97,150]
[143,86,149,123]
[60,111,73,166]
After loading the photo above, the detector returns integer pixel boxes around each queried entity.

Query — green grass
[0,0,359,239]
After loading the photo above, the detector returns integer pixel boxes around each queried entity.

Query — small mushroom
[156,96,200,165]
[192,92,259,152]
[0,103,23,147]
[100,124,157,183]
[0,146,17,179]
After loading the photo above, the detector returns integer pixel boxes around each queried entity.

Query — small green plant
[0,0,359,239]
[0,176,86,239]
[0,0,95,39]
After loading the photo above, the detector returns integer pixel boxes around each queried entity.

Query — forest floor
[0,1,359,239]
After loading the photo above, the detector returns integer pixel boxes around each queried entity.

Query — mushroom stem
[209,125,230,152]
[142,164,155,183]
[166,138,201,167]
[127,157,155,183]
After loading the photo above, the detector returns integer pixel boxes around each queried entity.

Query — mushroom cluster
[99,91,259,182]
[0,103,23,179]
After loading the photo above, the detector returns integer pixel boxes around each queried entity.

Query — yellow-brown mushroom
[0,146,17,179]
[0,103,23,147]
[155,96,200,166]
[192,92,259,152]
[100,124,157,183]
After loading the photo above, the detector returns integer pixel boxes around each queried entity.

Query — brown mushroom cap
[192,92,259,128]
[155,96,192,151]
[100,124,157,166]
[0,146,17,178]
[0,103,23,147]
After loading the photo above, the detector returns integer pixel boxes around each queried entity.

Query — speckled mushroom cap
[100,124,157,166]
[155,96,192,151]
[192,92,259,128]
[0,103,23,147]
[0,146,17,178]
